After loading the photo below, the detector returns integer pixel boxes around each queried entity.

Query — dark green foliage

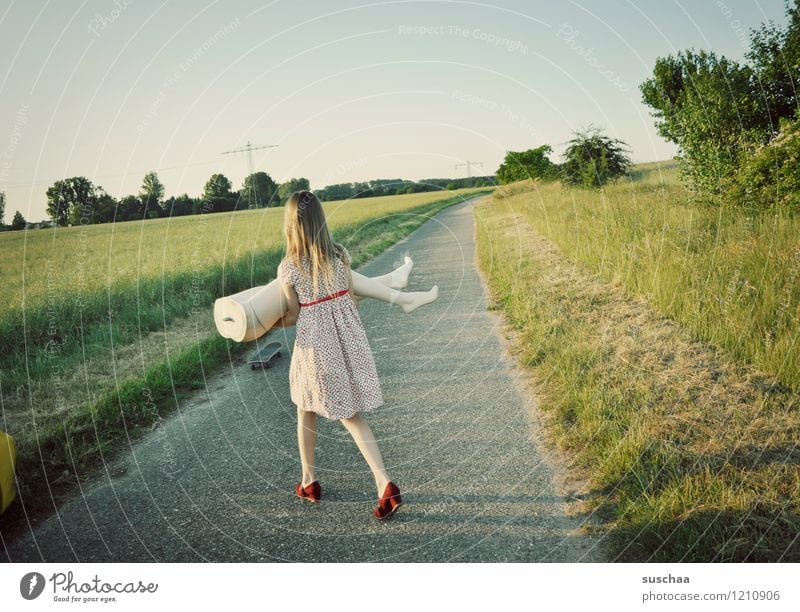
[139,171,165,217]
[46,177,101,226]
[746,1,800,129]
[202,173,233,200]
[315,176,494,201]
[727,112,800,211]
[561,127,632,188]
[640,50,766,199]
[241,171,280,208]
[10,210,26,230]
[278,177,311,202]
[163,193,195,217]
[496,145,559,184]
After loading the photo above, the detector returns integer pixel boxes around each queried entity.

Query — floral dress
[276,247,384,420]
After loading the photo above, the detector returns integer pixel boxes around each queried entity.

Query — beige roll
[214,281,284,343]
[213,268,405,343]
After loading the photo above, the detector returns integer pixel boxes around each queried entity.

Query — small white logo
[20,572,45,600]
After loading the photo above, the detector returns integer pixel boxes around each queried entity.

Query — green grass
[499,162,800,390]
[475,168,799,561]
[0,187,492,540]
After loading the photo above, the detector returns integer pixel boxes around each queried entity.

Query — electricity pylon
[221,141,279,208]
[454,160,484,178]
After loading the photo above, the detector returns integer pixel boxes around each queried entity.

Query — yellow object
[0,430,17,514]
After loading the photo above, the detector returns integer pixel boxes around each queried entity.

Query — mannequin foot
[389,256,414,289]
[399,285,438,313]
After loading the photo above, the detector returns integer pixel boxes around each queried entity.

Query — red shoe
[295,481,321,502]
[373,482,402,519]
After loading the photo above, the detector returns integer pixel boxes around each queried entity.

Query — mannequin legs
[351,266,439,313]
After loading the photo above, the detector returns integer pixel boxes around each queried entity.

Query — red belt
[299,288,349,307]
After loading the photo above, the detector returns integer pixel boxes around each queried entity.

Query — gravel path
[5,196,607,562]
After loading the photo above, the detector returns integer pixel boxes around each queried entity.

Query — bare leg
[297,408,317,487]
[340,413,391,496]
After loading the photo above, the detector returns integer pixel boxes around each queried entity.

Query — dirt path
[4,197,607,562]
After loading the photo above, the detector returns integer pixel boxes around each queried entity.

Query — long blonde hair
[283,190,348,294]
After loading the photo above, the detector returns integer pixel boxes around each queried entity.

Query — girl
[276,190,403,519]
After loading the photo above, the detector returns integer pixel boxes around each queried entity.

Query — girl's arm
[274,280,301,327]
[347,265,360,308]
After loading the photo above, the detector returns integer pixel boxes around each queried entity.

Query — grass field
[0,187,491,539]
[474,166,799,561]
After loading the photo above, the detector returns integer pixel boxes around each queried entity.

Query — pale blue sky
[0,0,790,220]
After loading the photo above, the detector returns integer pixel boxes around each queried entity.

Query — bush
[727,114,800,211]
[496,145,558,184]
[561,127,632,188]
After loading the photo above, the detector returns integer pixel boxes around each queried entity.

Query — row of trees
[13,169,494,229]
[639,0,800,209]
[42,172,311,227]
[316,176,493,201]
[495,128,632,189]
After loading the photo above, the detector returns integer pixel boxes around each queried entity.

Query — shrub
[561,127,632,188]
[727,114,800,211]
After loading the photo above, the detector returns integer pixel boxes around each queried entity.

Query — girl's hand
[272,313,297,328]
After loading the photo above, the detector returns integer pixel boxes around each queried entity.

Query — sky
[0,0,791,221]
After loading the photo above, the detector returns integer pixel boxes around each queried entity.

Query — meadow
[475,165,799,561]
[0,187,491,538]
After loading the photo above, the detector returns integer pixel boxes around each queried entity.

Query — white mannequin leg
[367,255,413,289]
[214,256,439,342]
[351,272,439,313]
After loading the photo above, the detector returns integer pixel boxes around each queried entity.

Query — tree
[0,191,5,226]
[242,172,279,208]
[46,177,99,226]
[745,0,800,132]
[640,50,765,199]
[278,178,310,202]
[117,195,144,221]
[496,145,559,184]
[202,173,232,200]
[94,192,117,223]
[139,171,165,218]
[639,2,800,201]
[11,210,26,230]
[201,173,237,213]
[561,127,632,188]
[164,193,195,217]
